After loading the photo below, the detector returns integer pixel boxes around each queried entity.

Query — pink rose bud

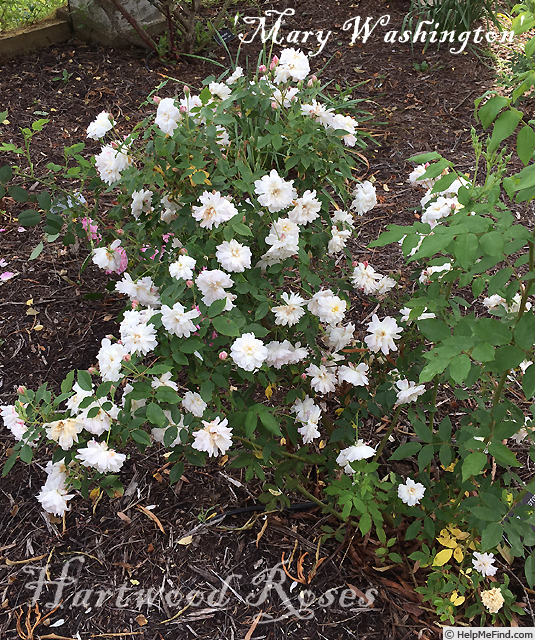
[271,101,278,110]
[352,260,358,267]
[271,55,279,67]
[311,75,317,82]
[153,96,161,104]
[132,300,139,309]
[212,331,218,339]
[243,216,246,222]
[301,373,307,380]
[123,353,131,362]
[321,356,327,363]
[186,280,194,288]
[258,64,267,73]
[88,367,98,375]
[184,85,190,95]
[116,228,124,236]
[180,105,188,114]
[219,351,228,360]
[179,247,188,254]
[17,386,26,394]
[307,79,314,88]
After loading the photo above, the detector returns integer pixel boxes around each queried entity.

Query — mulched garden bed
[1,1,533,638]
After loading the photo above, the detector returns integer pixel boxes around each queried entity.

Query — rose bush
[2,47,535,624]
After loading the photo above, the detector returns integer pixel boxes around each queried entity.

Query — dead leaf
[256,518,268,548]
[244,612,263,640]
[136,505,165,534]
[177,535,193,546]
[117,511,132,524]
[135,614,148,626]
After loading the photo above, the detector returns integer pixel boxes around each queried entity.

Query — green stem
[373,405,402,463]
[295,481,346,522]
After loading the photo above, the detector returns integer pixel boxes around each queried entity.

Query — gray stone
[69,0,165,47]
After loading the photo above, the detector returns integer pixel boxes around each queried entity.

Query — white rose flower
[155,97,181,135]
[364,314,402,355]
[169,255,196,281]
[86,111,115,140]
[397,478,426,506]
[192,416,233,457]
[231,333,268,371]
[215,240,252,273]
[182,391,207,417]
[351,181,377,215]
[336,440,376,474]
[161,303,200,338]
[195,269,234,307]
[254,170,297,213]
[76,440,126,473]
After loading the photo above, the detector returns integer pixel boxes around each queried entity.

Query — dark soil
[1,1,534,638]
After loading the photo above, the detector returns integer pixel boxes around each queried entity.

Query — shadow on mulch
[1,0,534,638]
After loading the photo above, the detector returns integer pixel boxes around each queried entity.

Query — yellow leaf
[265,383,275,399]
[437,536,458,549]
[34,324,44,331]
[450,592,465,606]
[218,455,228,466]
[268,488,282,496]
[130,579,140,585]
[335,407,344,416]
[2,119,9,125]
[453,546,464,563]
[26,298,33,306]
[441,460,457,472]
[433,548,453,566]
[178,535,193,545]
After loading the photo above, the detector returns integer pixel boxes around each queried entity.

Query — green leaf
[77,370,93,392]
[131,429,152,446]
[517,125,535,165]
[493,345,526,372]
[146,402,168,428]
[417,318,450,342]
[359,512,372,536]
[477,95,510,129]
[207,298,227,318]
[522,363,535,398]
[515,312,535,350]
[29,241,44,260]
[37,191,52,210]
[19,444,33,464]
[212,315,241,337]
[489,108,522,152]
[258,410,281,435]
[487,441,520,467]
[525,554,535,589]
[9,185,29,202]
[0,165,13,183]
[449,353,471,384]
[471,342,495,362]
[169,462,184,484]
[244,408,258,437]
[18,209,41,226]
[61,370,75,394]
[389,441,422,461]
[462,451,488,482]
[232,221,253,236]
[479,231,504,257]
[155,387,181,404]
[487,267,513,296]
[480,522,504,551]
[408,151,443,163]
[454,233,478,269]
